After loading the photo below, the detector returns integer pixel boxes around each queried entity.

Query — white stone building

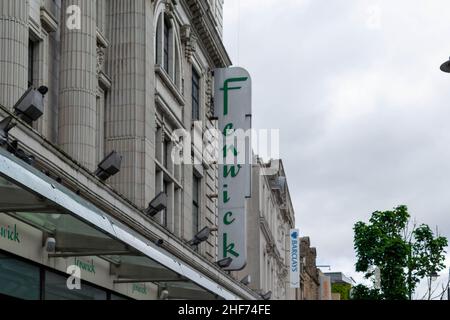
[0,0,261,300]
[236,159,297,300]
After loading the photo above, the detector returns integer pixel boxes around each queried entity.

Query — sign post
[215,67,252,271]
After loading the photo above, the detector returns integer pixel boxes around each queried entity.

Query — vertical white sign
[290,229,300,288]
[215,67,252,271]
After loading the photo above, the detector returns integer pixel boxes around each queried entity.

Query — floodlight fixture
[261,291,272,301]
[217,257,233,269]
[240,275,251,286]
[144,192,167,217]
[441,57,450,73]
[13,86,48,124]
[95,151,123,181]
[189,227,214,246]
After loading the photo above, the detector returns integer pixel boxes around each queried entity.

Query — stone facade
[0,0,230,261]
[300,236,320,300]
[236,159,297,300]
[0,0,263,299]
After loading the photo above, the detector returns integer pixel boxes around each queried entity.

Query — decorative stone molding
[97,46,105,77]
[181,24,197,62]
[40,7,58,33]
[165,0,176,19]
[184,0,231,67]
[205,71,213,109]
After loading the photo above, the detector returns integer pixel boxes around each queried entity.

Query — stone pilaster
[0,0,28,109]
[106,0,155,208]
[58,0,97,170]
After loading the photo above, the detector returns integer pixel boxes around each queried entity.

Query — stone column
[106,0,155,208]
[59,0,97,170]
[0,0,28,109]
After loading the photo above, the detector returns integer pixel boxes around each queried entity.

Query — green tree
[352,205,448,300]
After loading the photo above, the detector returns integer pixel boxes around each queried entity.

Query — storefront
[0,147,245,300]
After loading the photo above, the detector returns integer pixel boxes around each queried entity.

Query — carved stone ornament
[96,45,105,77]
[181,24,197,62]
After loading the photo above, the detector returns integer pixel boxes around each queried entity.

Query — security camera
[45,237,56,253]
[159,289,169,300]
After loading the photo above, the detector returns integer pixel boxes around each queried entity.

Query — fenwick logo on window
[0,224,20,244]
[215,67,252,271]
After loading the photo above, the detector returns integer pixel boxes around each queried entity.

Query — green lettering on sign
[132,284,148,295]
[224,212,235,225]
[223,233,239,258]
[220,77,249,116]
[223,145,238,158]
[0,224,20,244]
[75,258,96,275]
[223,165,242,178]
[223,123,234,136]
[223,185,231,203]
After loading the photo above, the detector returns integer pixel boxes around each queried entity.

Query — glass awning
[0,147,242,300]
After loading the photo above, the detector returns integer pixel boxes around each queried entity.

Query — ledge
[97,30,110,48]
[40,6,58,33]
[0,104,260,300]
[183,0,232,68]
[155,65,185,106]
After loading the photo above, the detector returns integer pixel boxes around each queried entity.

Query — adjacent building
[236,158,297,300]
[325,272,355,300]
[0,0,264,300]
[299,236,320,300]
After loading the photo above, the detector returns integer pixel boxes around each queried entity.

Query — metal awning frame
[0,147,242,300]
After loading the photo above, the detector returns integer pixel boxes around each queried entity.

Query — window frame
[192,175,200,236]
[192,68,200,121]
[0,249,130,300]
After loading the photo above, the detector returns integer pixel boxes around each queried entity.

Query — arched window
[155,11,182,89]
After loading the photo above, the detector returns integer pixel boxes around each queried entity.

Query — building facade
[0,0,261,300]
[299,236,320,300]
[236,159,297,300]
[325,272,355,300]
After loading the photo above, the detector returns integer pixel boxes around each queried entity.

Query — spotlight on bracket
[144,192,167,217]
[261,291,272,301]
[1,86,48,145]
[217,257,233,269]
[240,275,252,286]
[188,226,217,246]
[13,86,48,125]
[95,151,123,181]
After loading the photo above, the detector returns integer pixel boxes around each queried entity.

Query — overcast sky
[223,0,450,298]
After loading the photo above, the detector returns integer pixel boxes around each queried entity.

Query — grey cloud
[224,0,450,291]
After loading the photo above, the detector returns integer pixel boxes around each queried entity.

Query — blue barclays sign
[290,229,300,288]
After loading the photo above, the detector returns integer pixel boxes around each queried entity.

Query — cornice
[181,0,232,68]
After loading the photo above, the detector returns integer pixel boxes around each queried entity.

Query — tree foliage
[352,205,448,300]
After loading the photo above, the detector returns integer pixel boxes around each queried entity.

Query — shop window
[44,271,107,300]
[0,252,40,300]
